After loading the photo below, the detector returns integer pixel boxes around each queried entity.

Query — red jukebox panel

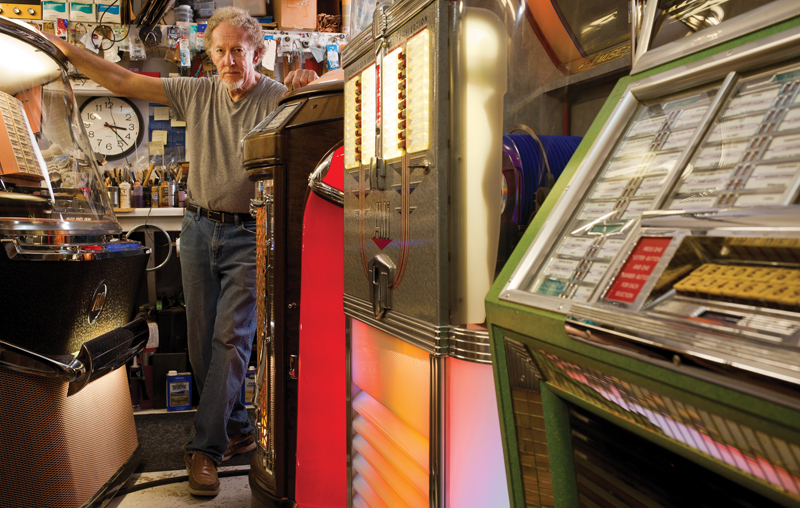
[295,146,347,508]
[244,75,345,508]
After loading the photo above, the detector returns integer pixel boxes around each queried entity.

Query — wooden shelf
[114,207,184,232]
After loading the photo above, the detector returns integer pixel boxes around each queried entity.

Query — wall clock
[79,96,144,161]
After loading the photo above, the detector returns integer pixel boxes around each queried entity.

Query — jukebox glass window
[551,0,630,56]
[527,87,718,302]
[649,0,776,51]
[0,18,117,235]
[668,62,800,210]
[345,64,377,170]
[254,178,276,474]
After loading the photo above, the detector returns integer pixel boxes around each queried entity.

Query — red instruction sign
[605,237,672,304]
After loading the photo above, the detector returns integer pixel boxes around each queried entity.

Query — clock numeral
[95,104,103,112]
[88,131,95,138]
[117,140,125,147]
[97,139,102,147]
[106,143,112,151]
[126,114,132,121]
[105,99,113,109]
[125,133,131,140]
[129,124,135,130]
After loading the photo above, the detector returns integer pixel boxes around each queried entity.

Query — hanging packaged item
[42,0,68,20]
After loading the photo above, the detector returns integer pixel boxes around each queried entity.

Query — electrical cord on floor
[114,468,250,497]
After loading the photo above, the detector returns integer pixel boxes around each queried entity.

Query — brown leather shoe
[184,452,220,496]
[223,433,256,461]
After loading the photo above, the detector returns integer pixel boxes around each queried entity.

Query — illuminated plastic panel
[345,76,359,170]
[447,358,510,507]
[361,65,377,166]
[350,320,430,507]
[405,29,431,154]
[382,47,404,160]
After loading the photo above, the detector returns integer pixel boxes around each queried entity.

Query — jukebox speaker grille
[503,338,554,508]
[569,404,786,508]
[529,349,800,504]
[0,367,138,508]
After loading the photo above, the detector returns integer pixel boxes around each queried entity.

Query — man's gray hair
[203,6,263,52]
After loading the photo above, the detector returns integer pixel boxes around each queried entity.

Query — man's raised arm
[45,33,170,106]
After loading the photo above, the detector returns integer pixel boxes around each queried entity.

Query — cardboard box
[272,0,317,30]
[69,1,95,21]
[42,0,67,20]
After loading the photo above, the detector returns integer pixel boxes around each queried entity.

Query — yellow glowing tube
[353,391,429,473]
[382,47,403,160]
[451,8,507,324]
[353,455,411,508]
[354,415,429,500]
[405,29,431,154]
[353,475,391,508]
[361,64,377,165]
[345,75,359,170]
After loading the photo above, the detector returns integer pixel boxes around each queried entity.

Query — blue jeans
[180,207,257,464]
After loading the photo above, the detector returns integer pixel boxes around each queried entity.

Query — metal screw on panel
[13,7,21,13]
[520,375,525,383]
[27,8,34,14]
[288,302,297,309]
[672,354,681,366]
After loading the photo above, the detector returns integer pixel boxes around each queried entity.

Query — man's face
[210,22,261,92]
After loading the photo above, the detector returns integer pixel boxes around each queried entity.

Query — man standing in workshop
[45,6,317,497]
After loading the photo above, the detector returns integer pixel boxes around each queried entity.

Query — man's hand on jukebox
[283,69,319,94]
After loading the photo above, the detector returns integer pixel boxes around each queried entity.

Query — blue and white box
[241,366,256,406]
[167,370,192,411]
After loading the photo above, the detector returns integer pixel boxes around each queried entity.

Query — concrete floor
[107,465,251,508]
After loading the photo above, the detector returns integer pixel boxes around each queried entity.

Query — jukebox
[243,74,346,508]
[341,0,516,506]
[488,1,800,507]
[0,17,150,508]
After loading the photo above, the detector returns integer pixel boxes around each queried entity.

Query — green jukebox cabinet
[487,2,800,507]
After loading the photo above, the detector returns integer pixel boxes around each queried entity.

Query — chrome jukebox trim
[344,294,448,355]
[344,294,493,363]
[449,326,491,364]
[342,23,375,68]
[0,317,148,394]
[309,180,344,207]
[385,0,436,36]
[308,144,345,207]
[632,0,800,75]
[566,304,800,389]
[0,340,85,381]
[3,238,145,261]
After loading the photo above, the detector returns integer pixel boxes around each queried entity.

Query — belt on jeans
[186,202,249,224]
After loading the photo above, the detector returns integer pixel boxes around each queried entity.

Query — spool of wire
[502,127,582,226]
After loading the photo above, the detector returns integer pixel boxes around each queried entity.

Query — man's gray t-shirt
[162,75,286,213]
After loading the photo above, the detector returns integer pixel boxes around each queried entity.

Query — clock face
[79,96,144,161]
